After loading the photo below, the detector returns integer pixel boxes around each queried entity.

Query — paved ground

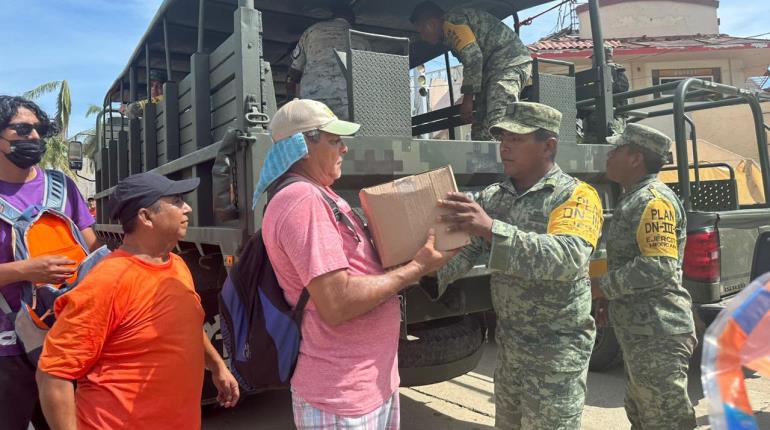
[203,341,770,429]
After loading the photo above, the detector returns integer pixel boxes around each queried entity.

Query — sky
[0,0,767,137]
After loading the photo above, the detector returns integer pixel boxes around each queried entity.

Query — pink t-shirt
[262,179,400,416]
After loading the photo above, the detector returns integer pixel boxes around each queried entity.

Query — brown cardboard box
[359,165,470,268]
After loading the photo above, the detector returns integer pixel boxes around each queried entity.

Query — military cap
[149,69,166,82]
[606,123,672,158]
[489,102,562,138]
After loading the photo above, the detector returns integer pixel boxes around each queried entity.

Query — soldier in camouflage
[579,46,629,144]
[436,102,603,429]
[593,123,697,429]
[410,1,532,141]
[120,69,165,120]
[286,5,368,120]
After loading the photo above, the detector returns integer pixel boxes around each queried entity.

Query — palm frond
[23,81,62,100]
[56,80,72,137]
[85,104,102,117]
[83,134,98,159]
[40,134,73,174]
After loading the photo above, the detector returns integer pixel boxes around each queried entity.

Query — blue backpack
[0,169,110,364]
[219,175,362,392]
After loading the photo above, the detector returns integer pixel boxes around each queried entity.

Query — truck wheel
[589,325,622,371]
[398,315,486,386]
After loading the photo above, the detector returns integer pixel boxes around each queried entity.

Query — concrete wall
[625,58,746,101]
[578,0,719,39]
[636,102,770,163]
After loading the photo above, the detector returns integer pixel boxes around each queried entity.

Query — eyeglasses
[4,123,48,137]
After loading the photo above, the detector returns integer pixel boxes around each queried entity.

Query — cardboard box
[359,165,470,268]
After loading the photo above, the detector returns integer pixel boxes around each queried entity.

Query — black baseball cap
[108,172,199,224]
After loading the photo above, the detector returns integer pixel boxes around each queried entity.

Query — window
[652,68,722,100]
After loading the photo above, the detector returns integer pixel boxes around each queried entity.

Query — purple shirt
[0,167,95,356]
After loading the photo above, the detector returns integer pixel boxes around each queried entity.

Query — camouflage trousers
[494,342,588,430]
[302,96,349,121]
[616,329,697,430]
[472,62,533,141]
[300,78,350,120]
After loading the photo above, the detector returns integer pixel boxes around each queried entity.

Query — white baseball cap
[269,99,360,142]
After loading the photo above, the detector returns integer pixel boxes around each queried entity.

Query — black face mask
[5,139,46,169]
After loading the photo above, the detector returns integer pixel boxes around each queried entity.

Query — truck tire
[589,325,623,371]
[398,316,486,386]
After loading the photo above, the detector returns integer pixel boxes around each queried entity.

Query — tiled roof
[529,34,770,54]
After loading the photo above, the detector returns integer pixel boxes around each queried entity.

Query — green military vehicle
[69,0,770,401]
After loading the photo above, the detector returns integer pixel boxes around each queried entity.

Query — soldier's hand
[459,95,474,123]
[412,229,459,276]
[23,256,77,284]
[437,192,493,241]
[594,298,609,328]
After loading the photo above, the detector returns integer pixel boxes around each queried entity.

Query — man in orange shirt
[35,172,239,430]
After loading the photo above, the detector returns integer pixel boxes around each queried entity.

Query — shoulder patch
[636,196,678,258]
[547,182,603,248]
[442,22,477,51]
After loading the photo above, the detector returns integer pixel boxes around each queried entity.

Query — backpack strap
[293,288,310,325]
[268,175,363,243]
[0,196,23,225]
[42,169,67,212]
[0,292,12,316]
[0,170,67,225]
[316,190,362,243]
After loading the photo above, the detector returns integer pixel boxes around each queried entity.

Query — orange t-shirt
[38,249,205,430]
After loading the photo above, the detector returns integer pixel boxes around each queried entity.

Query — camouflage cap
[489,102,562,138]
[149,69,166,82]
[606,123,672,157]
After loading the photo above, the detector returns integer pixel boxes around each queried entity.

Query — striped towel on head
[253,133,308,208]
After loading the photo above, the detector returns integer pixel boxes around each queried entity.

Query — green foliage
[85,104,101,118]
[23,80,94,174]
[40,134,73,173]
[24,81,69,172]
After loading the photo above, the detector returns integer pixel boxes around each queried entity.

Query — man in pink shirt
[259,99,455,429]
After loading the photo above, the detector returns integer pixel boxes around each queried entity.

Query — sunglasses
[4,123,48,137]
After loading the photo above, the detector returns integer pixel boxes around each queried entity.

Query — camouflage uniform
[439,103,603,429]
[580,48,628,144]
[289,18,369,120]
[124,95,164,120]
[442,8,532,141]
[124,70,166,120]
[598,123,696,429]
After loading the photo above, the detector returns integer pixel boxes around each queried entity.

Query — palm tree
[24,80,72,138]
[81,105,102,159]
[22,80,81,172]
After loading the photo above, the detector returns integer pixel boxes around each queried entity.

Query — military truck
[69,0,770,401]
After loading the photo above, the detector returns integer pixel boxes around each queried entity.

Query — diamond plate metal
[537,74,578,146]
[349,49,411,137]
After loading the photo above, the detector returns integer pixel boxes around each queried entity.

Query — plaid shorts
[291,389,400,430]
